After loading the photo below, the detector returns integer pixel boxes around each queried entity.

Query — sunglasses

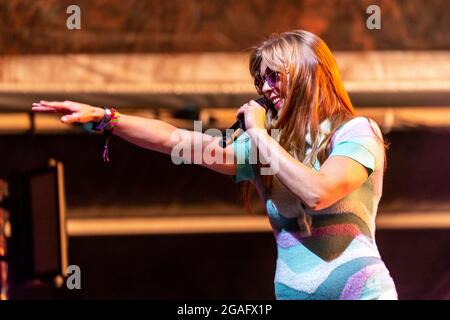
[254,69,280,93]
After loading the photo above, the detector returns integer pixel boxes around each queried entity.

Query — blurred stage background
[0,0,449,299]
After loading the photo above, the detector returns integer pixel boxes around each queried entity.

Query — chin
[275,104,284,117]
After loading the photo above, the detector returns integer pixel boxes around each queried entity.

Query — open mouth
[271,97,282,110]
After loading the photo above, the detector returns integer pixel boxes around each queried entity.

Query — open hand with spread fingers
[31,100,104,124]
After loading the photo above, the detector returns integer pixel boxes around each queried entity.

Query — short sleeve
[329,117,384,175]
[231,132,255,183]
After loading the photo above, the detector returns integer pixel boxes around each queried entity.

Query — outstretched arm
[32,100,237,176]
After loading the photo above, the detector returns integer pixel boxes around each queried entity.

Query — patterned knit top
[232,116,398,300]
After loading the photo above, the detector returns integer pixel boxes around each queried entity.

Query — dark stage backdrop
[0,129,449,217]
[2,128,450,300]
[8,229,450,300]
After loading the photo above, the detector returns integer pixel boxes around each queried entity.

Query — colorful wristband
[92,107,121,162]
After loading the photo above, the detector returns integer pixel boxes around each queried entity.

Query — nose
[261,80,273,97]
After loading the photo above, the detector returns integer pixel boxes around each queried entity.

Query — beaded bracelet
[92,107,121,162]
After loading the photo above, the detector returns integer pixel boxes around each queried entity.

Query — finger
[32,103,72,114]
[40,100,72,106]
[61,111,95,124]
[39,100,76,111]
[31,106,58,113]
[249,100,264,108]
[37,104,71,112]
[32,103,46,108]
[61,113,82,124]
[236,105,248,116]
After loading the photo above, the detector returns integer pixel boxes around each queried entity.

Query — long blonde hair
[243,30,358,213]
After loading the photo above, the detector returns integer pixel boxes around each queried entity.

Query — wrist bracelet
[93,107,113,131]
[92,107,121,162]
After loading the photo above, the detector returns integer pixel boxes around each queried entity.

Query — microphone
[219,97,274,148]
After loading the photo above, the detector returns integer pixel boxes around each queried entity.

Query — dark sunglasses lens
[254,75,263,90]
[254,71,278,92]
[267,71,278,87]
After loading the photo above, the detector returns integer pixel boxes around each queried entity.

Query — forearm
[113,114,180,155]
[31,102,235,174]
[112,113,236,175]
[247,129,329,209]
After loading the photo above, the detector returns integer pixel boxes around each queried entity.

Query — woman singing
[32,30,397,300]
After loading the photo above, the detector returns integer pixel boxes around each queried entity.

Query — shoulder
[333,116,383,143]
[329,117,385,173]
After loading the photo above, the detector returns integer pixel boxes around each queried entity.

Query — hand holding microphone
[219,97,274,148]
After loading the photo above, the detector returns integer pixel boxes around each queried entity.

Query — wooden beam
[67,212,450,236]
[1,52,449,110]
[0,106,449,134]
